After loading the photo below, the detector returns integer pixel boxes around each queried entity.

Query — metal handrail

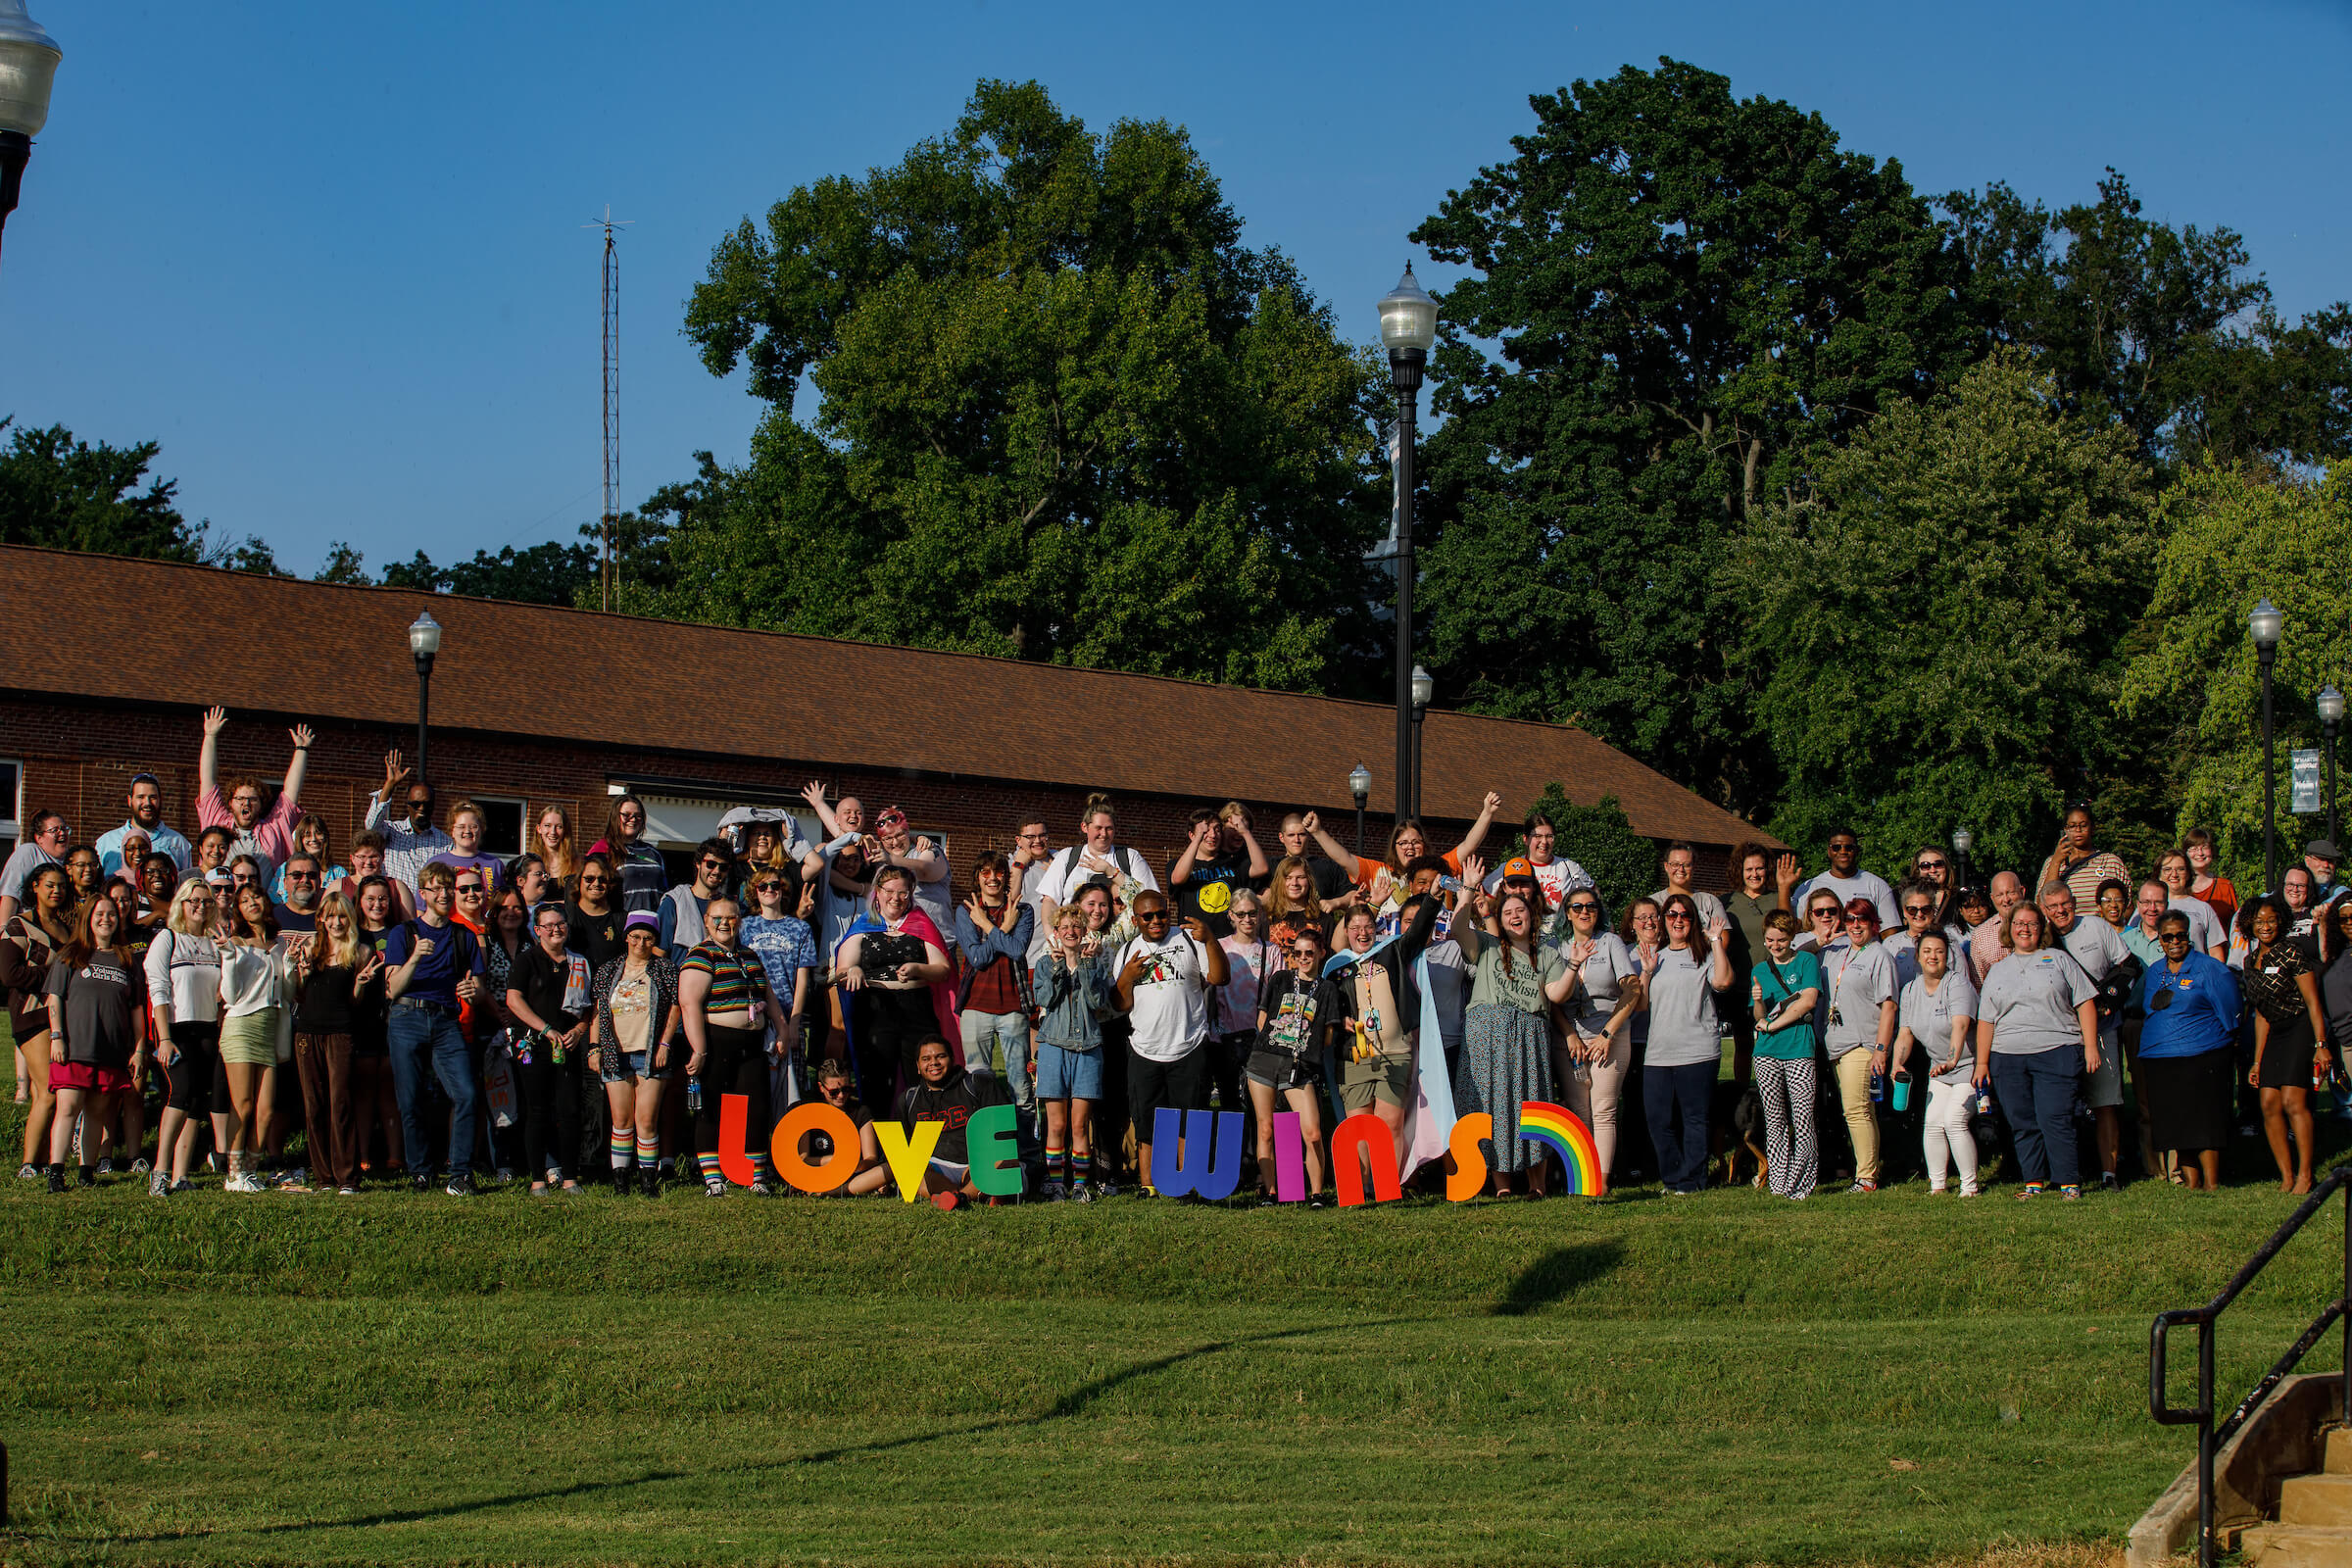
[2149,1166,2352,1567]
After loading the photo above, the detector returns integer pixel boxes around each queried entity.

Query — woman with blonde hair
[216,884,293,1193]
[1263,857,1332,946]
[289,892,379,1194]
[535,805,580,889]
[268,813,348,905]
[145,877,224,1194]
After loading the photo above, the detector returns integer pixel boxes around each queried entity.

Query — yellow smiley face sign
[1198,881,1233,915]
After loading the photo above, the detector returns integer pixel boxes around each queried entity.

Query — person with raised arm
[196,707,314,876]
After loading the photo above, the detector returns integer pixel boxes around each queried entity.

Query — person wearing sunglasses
[1793,891,1846,957]
[1558,888,1642,1179]
[1821,898,1899,1193]
[1884,882,1951,990]
[1246,918,1346,1206]
[798,1057,890,1196]
[1794,828,1898,932]
[657,837,739,965]
[363,748,452,893]
[1113,890,1230,1193]
[2152,851,2229,961]
[1642,893,1734,1195]
[2135,909,2240,1191]
[742,869,816,1103]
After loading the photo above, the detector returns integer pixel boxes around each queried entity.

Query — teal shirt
[1751,951,1824,1061]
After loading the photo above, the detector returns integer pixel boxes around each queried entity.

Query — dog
[1712,1080,1770,1189]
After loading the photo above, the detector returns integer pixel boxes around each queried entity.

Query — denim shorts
[600,1046,673,1085]
[1034,1042,1103,1101]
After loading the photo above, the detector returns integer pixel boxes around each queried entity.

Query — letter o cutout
[771,1101,860,1194]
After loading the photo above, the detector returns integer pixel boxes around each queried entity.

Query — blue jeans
[389,1004,480,1182]
[1991,1046,2080,1187]
[1643,1060,1716,1193]
[960,1010,1034,1111]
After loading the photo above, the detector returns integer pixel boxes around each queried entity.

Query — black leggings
[515,1048,583,1182]
[165,1021,221,1113]
[854,988,935,1107]
[693,1024,770,1164]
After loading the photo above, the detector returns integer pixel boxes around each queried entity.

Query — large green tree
[1942,171,2352,468]
[665,78,1387,691]
[1733,352,2156,878]
[0,417,204,561]
[2119,463,2352,890]
[1409,58,1977,812]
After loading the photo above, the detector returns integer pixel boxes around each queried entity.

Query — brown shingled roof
[0,544,1770,847]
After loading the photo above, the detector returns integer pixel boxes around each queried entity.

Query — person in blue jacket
[2136,908,2241,1192]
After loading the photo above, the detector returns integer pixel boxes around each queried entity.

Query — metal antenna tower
[585,206,632,610]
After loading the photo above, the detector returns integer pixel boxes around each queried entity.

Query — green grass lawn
[0,1081,2344,1566]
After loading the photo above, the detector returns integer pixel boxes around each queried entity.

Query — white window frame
[0,757,20,854]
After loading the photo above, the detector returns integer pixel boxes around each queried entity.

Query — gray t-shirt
[2169,894,2226,955]
[1648,887,1728,932]
[1642,946,1721,1068]
[2057,914,2131,1040]
[1423,938,1468,1050]
[0,842,59,903]
[1564,931,1639,1039]
[1821,940,1898,1059]
[1979,950,2096,1056]
[1898,970,1979,1082]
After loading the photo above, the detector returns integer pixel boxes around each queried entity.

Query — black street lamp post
[2322,686,2345,849]
[0,0,62,273]
[1952,825,1974,896]
[2252,599,2284,891]
[1378,266,1437,837]
[410,612,442,787]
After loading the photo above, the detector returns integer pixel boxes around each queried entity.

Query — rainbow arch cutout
[1516,1101,1606,1197]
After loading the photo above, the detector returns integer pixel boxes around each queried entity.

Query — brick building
[0,546,1766,882]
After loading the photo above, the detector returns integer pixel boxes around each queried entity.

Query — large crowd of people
[3,710,2343,1207]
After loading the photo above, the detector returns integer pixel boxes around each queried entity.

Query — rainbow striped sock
[636,1134,660,1170]
[610,1132,634,1170]
[1045,1147,1066,1182]
[698,1152,724,1183]
[1069,1152,1092,1186]
[749,1152,771,1182]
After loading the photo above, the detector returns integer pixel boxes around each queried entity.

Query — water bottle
[1890,1068,1912,1113]
[1869,1065,1886,1103]
[687,1078,703,1114]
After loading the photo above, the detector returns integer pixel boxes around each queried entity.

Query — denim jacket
[1032,948,1110,1051]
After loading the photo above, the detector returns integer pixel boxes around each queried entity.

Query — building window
[473,796,526,859]
[0,759,18,862]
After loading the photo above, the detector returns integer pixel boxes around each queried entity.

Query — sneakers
[1847,1179,1879,1195]
[225,1172,265,1194]
[749,1180,775,1198]
[16,1163,36,1181]
[446,1173,476,1198]
[1069,1182,1097,1204]
[1960,1182,1981,1198]
[337,1186,361,1197]
[44,1165,64,1194]
[277,1166,309,1190]
[2016,1183,2045,1200]
[1307,1193,1332,1209]
[130,1157,151,1175]
[95,1156,118,1177]
[2060,1184,2082,1200]
[149,1169,171,1198]
[1039,1178,1067,1203]
[495,1167,515,1184]
[412,1172,433,1195]
[2100,1172,2119,1192]
[704,1178,727,1198]
[169,1178,193,1195]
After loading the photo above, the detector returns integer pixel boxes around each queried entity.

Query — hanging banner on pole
[2291,749,2322,814]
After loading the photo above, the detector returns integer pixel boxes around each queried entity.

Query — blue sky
[4,0,2346,576]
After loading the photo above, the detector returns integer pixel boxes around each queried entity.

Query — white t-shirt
[1116,930,1212,1062]
[1035,844,1160,908]
[1898,970,1980,1082]
[1215,934,1273,1038]
[1795,869,1900,931]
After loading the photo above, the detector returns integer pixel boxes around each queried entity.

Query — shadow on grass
[91,1316,1430,1545]
[1490,1239,1624,1317]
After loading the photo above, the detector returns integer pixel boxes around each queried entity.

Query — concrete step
[2328,1427,2352,1475]
[2282,1475,2352,1527]
[2242,1523,2352,1567]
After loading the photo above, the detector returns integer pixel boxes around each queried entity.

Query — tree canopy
[1409,58,1976,813]
[661,78,1389,691]
[1733,352,2155,874]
